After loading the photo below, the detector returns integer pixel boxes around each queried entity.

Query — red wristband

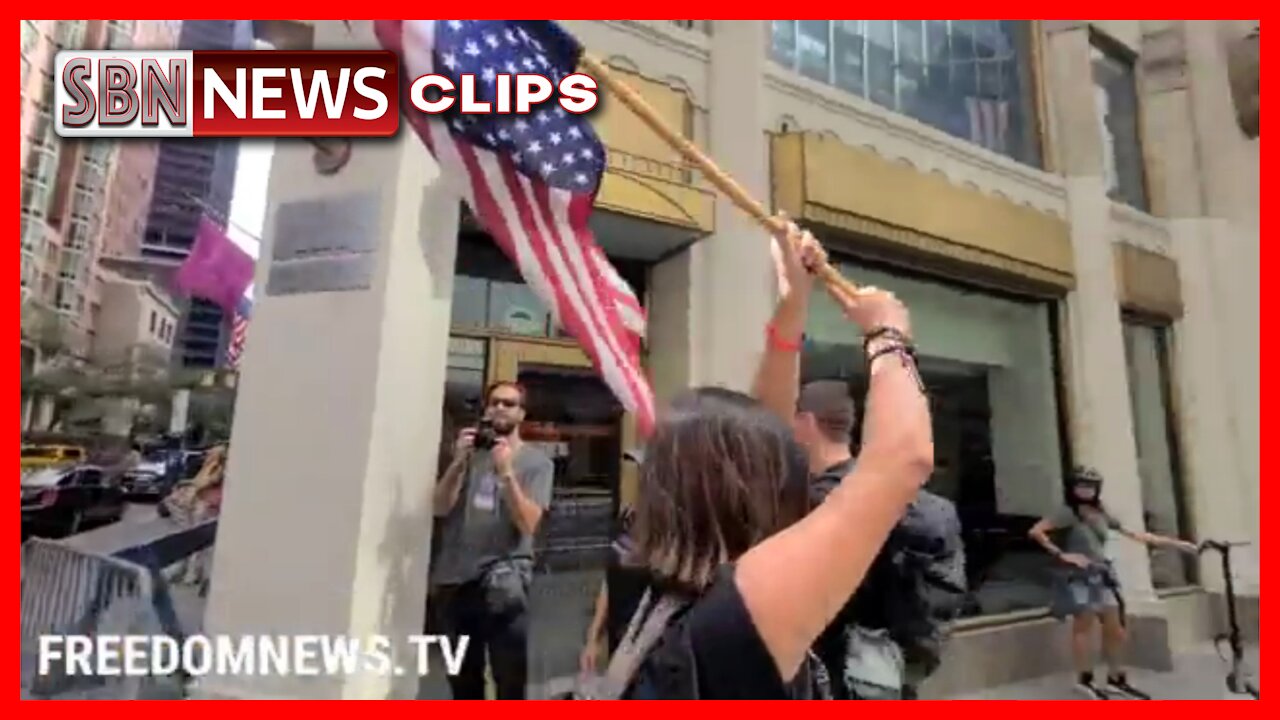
[766,323,803,352]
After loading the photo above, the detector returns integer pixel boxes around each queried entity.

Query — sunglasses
[488,397,521,409]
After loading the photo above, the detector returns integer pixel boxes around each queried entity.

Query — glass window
[770,20,798,69]
[150,310,158,333]
[20,210,44,251]
[439,335,488,472]
[864,20,896,109]
[450,275,489,329]
[72,188,97,220]
[796,20,831,82]
[1123,319,1194,588]
[895,21,926,116]
[1091,37,1148,211]
[451,232,646,338]
[831,21,866,96]
[21,181,49,216]
[770,19,1043,168]
[803,259,1066,618]
[488,281,551,336]
[22,21,39,56]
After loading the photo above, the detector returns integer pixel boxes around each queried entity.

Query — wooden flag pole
[579,54,860,300]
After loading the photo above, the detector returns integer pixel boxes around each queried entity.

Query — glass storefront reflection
[450,233,647,341]
[770,19,1043,169]
[802,258,1067,618]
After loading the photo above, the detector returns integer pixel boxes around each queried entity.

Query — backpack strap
[595,589,691,700]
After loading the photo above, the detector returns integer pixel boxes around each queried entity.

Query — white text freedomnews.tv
[37,635,471,677]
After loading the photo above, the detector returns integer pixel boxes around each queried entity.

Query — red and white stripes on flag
[374,19,656,436]
[225,312,249,370]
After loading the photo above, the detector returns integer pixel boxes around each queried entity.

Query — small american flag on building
[225,300,251,370]
[374,19,655,435]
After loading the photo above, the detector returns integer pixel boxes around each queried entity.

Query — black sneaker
[1074,672,1109,699]
[1106,674,1151,700]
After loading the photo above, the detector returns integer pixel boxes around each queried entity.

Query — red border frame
[14,11,1267,708]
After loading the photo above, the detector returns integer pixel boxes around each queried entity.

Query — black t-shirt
[624,565,804,700]
[810,458,898,698]
[810,458,894,631]
[606,509,652,652]
[606,544,652,653]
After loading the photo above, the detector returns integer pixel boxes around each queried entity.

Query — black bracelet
[866,342,927,395]
[863,326,912,351]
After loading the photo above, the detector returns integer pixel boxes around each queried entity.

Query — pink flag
[173,216,256,315]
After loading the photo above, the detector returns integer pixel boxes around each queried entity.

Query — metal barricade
[20,538,155,699]
[528,495,613,693]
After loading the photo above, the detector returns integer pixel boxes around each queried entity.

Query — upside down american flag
[373,19,656,436]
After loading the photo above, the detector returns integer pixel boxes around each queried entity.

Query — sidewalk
[944,643,1259,700]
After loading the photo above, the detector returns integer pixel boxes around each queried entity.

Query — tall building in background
[142,19,254,369]
[20,20,182,366]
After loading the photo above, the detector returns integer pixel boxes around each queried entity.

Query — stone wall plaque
[265,193,382,296]
[266,255,377,296]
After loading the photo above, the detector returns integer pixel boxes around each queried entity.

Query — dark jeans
[437,580,529,700]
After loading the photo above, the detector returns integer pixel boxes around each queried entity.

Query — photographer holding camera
[430,380,554,700]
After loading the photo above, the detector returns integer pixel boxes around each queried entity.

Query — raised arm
[737,284,934,680]
[751,218,826,421]
[1118,526,1198,553]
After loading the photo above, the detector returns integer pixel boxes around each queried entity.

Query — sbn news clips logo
[53,50,599,138]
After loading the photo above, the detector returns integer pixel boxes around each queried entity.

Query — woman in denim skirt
[1029,467,1197,699]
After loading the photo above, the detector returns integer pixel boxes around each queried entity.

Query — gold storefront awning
[588,66,714,261]
[771,132,1075,294]
[1113,243,1183,319]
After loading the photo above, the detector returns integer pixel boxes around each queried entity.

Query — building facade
[141,20,254,369]
[203,20,1258,699]
[20,20,180,363]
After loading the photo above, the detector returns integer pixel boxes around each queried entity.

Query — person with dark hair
[594,219,934,699]
[579,447,655,681]
[794,380,857,473]
[580,503,651,676]
[430,380,554,699]
[1029,466,1197,699]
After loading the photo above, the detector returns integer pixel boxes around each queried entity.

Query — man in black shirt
[794,380,858,480]
[793,380,872,698]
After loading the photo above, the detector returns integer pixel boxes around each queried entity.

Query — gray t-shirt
[1049,505,1122,562]
[431,444,555,586]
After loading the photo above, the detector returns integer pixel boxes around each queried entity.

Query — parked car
[20,464,126,539]
[123,448,208,501]
[120,468,169,501]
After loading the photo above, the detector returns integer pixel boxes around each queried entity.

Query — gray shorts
[1052,568,1120,618]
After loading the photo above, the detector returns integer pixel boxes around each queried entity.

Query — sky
[226,140,275,303]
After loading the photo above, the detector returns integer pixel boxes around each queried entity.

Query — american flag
[374,20,655,435]
[225,314,248,369]
[225,302,250,370]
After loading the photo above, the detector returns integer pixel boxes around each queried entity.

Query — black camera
[473,419,497,451]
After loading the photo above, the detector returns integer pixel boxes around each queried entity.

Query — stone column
[169,388,190,436]
[1044,22,1155,603]
[692,19,776,390]
[196,20,459,700]
[34,395,56,432]
[22,394,34,431]
[1139,21,1258,593]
